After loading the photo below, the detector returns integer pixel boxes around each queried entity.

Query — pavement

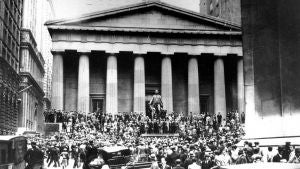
[45,158,83,169]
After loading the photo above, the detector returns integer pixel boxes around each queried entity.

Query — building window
[2,47,6,59]
[7,53,11,63]
[4,11,8,24]
[3,29,7,43]
[12,41,15,55]
[11,58,14,68]
[7,35,11,48]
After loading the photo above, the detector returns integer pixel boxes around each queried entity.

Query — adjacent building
[46,1,243,120]
[36,0,55,110]
[18,0,53,133]
[0,0,23,135]
[242,0,300,139]
[199,0,241,24]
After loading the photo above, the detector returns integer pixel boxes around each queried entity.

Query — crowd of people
[43,109,244,135]
[24,110,299,169]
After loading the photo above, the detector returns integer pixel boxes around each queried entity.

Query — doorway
[200,95,210,113]
[91,99,104,113]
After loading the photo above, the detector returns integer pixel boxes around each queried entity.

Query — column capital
[106,52,118,56]
[214,53,226,57]
[51,49,65,55]
[77,49,91,54]
[133,53,145,58]
[162,54,173,58]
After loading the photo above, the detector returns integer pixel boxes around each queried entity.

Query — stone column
[106,54,118,115]
[237,59,244,114]
[51,52,64,110]
[77,53,90,114]
[22,92,28,127]
[214,57,226,121]
[188,57,200,115]
[134,55,145,114]
[161,56,173,113]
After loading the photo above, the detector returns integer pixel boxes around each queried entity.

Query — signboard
[44,123,62,136]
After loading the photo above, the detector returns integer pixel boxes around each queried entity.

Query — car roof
[101,146,129,153]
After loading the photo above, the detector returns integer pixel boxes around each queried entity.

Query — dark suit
[273,154,284,162]
[24,147,44,169]
[183,158,193,169]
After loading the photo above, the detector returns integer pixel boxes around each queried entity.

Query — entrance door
[91,99,104,113]
[200,95,210,113]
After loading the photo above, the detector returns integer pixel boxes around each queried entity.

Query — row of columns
[52,52,244,120]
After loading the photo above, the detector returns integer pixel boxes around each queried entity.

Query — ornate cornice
[19,72,45,97]
[48,25,241,36]
[21,29,45,74]
[45,0,241,29]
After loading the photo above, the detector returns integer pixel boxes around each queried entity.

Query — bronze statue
[149,90,163,119]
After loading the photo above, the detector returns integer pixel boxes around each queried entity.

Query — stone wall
[242,0,300,138]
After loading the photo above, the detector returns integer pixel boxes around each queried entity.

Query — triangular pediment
[46,1,240,32]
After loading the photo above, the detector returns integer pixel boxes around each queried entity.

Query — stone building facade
[46,1,243,120]
[18,0,46,133]
[36,0,55,111]
[242,0,300,139]
[19,29,45,132]
[199,0,241,24]
[0,0,23,134]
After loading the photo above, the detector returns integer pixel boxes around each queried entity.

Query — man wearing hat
[24,142,44,169]
[183,152,194,169]
[173,159,185,169]
[83,140,98,169]
[202,154,215,169]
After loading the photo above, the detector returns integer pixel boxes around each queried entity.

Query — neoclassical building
[46,1,243,120]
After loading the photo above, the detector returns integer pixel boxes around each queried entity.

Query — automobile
[216,163,300,169]
[0,135,27,169]
[88,146,132,169]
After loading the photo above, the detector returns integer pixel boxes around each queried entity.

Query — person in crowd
[240,112,245,124]
[273,146,286,162]
[73,146,80,169]
[83,141,98,169]
[150,154,160,169]
[265,146,274,162]
[160,157,171,169]
[217,112,222,126]
[201,154,214,169]
[288,148,300,163]
[32,109,295,168]
[61,148,69,169]
[235,150,247,164]
[188,158,201,169]
[183,152,194,169]
[174,159,185,169]
[24,142,44,169]
[283,142,292,161]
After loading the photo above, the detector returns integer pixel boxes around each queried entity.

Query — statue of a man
[149,90,163,117]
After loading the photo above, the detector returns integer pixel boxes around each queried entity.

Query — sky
[51,0,199,19]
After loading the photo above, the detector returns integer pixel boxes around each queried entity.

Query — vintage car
[90,146,154,169]
[88,146,132,169]
[0,135,27,169]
